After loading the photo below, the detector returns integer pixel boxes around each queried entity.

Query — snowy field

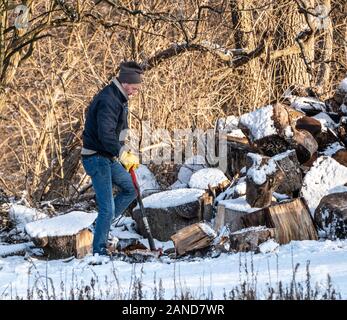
[1,239,347,300]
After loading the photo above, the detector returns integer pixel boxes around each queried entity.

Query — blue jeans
[82,155,137,255]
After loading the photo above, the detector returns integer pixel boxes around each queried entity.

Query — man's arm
[96,100,123,157]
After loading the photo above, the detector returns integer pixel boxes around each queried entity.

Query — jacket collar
[111,77,129,102]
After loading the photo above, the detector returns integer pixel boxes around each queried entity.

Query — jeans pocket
[82,157,98,177]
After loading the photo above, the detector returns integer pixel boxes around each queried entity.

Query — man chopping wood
[81,61,143,256]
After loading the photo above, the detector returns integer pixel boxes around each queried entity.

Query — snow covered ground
[1,239,347,300]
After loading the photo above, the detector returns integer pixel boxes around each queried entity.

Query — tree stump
[132,188,210,241]
[25,211,97,259]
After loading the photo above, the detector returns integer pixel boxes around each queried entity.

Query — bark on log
[314,192,347,239]
[246,154,285,208]
[171,222,216,256]
[32,228,93,259]
[242,198,318,244]
[132,192,212,241]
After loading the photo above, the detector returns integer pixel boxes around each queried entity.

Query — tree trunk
[272,0,315,99]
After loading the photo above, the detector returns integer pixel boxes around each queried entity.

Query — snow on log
[322,142,347,167]
[0,242,35,258]
[9,204,47,228]
[171,222,217,256]
[245,153,284,207]
[314,191,347,240]
[215,177,247,204]
[214,197,260,232]
[229,226,277,252]
[25,211,97,259]
[176,155,207,185]
[300,156,347,215]
[296,115,338,151]
[188,168,230,197]
[241,198,318,244]
[132,188,211,241]
[135,165,160,196]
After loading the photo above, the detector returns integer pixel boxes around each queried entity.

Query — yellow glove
[119,150,140,171]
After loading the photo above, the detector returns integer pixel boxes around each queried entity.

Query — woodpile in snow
[165,78,347,256]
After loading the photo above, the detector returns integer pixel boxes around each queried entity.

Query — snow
[322,142,344,157]
[300,156,347,215]
[25,211,97,238]
[290,96,326,112]
[341,104,347,114]
[239,105,277,141]
[217,115,239,132]
[188,168,229,190]
[9,204,47,227]
[231,226,267,235]
[284,126,294,138]
[135,165,160,195]
[177,155,207,185]
[0,242,34,257]
[215,177,247,203]
[246,153,277,185]
[313,112,338,132]
[218,196,261,213]
[2,234,347,299]
[258,239,279,254]
[134,188,206,210]
[228,129,246,138]
[168,180,188,190]
[338,78,347,93]
[198,223,217,238]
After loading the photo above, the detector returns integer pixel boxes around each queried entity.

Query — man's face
[122,83,142,97]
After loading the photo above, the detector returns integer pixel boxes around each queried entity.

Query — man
[81,61,143,256]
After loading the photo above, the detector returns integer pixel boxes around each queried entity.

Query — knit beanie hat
[118,61,144,84]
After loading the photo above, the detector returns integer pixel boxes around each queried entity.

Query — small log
[296,116,338,150]
[229,226,277,252]
[314,192,347,239]
[273,150,302,195]
[32,228,93,259]
[215,197,261,232]
[292,129,318,164]
[242,198,318,244]
[171,222,217,256]
[246,153,285,208]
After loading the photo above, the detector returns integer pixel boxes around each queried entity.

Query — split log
[245,153,285,208]
[171,222,217,256]
[273,150,302,195]
[292,129,318,164]
[214,197,261,232]
[296,116,338,151]
[229,226,277,252]
[25,211,97,259]
[314,192,347,239]
[241,198,318,244]
[132,188,211,241]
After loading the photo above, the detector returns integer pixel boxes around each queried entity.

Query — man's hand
[119,150,140,171]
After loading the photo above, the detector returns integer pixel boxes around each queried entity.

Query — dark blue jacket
[82,82,128,158]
